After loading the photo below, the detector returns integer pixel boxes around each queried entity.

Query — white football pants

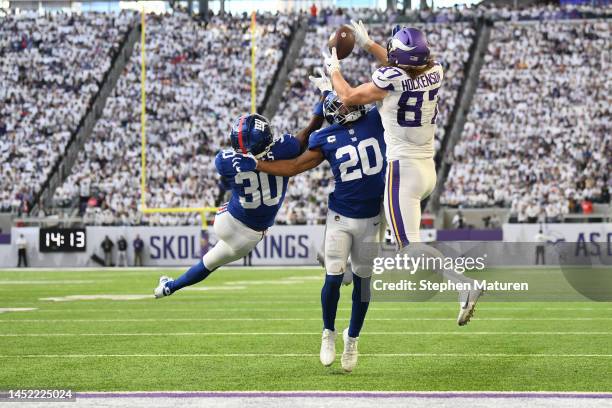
[324,209,381,278]
[384,158,436,248]
[203,210,264,271]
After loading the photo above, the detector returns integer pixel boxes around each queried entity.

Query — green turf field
[0,267,611,392]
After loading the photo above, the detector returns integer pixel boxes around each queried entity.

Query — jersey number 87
[397,89,439,127]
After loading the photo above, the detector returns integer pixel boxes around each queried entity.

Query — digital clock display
[39,228,87,252]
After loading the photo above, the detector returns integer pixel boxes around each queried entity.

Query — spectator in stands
[101,236,114,266]
[117,236,128,267]
[16,234,28,267]
[133,235,144,267]
[452,211,465,229]
[309,3,317,25]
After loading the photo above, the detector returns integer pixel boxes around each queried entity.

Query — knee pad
[325,260,346,275]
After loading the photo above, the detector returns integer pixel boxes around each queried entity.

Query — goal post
[138,7,221,230]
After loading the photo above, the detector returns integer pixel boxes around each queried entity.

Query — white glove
[308,68,332,93]
[323,47,340,76]
[350,19,373,50]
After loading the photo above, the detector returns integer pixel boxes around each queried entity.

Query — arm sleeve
[281,133,302,158]
[371,67,399,91]
[214,152,233,178]
[307,130,326,151]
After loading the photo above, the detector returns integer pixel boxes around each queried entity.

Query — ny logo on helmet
[253,119,267,132]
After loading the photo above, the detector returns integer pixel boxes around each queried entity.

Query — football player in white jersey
[324,21,482,325]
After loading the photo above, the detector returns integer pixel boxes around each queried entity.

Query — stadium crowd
[3,5,610,226]
[308,3,611,25]
[53,11,295,225]
[0,11,133,214]
[272,22,475,224]
[441,20,611,222]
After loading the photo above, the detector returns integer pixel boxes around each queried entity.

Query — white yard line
[1,331,612,337]
[2,317,612,323]
[1,352,611,358]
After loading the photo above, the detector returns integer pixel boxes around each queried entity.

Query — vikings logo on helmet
[387,27,431,67]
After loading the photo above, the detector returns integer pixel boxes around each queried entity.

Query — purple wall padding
[436,229,503,241]
[0,234,10,245]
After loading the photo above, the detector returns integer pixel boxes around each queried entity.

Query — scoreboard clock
[39,228,87,252]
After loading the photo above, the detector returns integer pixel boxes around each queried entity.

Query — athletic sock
[348,273,371,338]
[321,274,343,332]
[166,260,212,293]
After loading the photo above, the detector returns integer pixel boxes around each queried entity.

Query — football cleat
[320,329,337,366]
[457,288,483,326]
[341,328,359,372]
[154,275,174,299]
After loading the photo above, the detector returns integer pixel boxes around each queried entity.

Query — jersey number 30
[235,172,283,209]
[336,137,383,182]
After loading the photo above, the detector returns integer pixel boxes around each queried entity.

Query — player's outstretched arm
[332,75,388,106]
[255,149,324,177]
[293,68,332,150]
[295,112,324,150]
[350,20,386,65]
[324,48,387,105]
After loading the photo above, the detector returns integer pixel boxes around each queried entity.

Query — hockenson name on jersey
[400,71,442,91]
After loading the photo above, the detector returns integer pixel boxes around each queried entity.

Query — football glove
[308,67,332,93]
[350,20,374,50]
[323,47,340,75]
[234,153,258,173]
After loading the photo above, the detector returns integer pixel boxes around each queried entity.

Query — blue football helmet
[323,92,366,126]
[230,114,274,158]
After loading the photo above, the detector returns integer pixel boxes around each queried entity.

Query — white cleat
[154,275,174,299]
[457,288,483,326]
[320,329,337,366]
[341,328,359,372]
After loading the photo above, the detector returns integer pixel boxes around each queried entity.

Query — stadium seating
[0,11,133,214]
[53,11,295,225]
[441,19,611,222]
[272,22,476,224]
[4,5,609,225]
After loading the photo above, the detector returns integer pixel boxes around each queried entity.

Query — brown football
[327,25,355,60]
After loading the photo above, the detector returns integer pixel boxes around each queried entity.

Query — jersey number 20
[336,137,383,182]
[235,172,283,209]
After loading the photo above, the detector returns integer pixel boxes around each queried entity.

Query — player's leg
[155,211,262,298]
[383,158,436,248]
[341,214,380,372]
[320,210,352,366]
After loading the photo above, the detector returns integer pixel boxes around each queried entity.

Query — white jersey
[372,63,443,160]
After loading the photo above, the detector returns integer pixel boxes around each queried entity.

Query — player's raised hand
[350,20,373,50]
[308,68,332,93]
[323,47,340,76]
[233,153,258,173]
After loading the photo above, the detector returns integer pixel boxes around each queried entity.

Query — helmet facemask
[323,94,366,126]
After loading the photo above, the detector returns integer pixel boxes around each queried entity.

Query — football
[328,25,355,60]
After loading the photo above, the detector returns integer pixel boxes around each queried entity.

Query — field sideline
[1,267,611,393]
